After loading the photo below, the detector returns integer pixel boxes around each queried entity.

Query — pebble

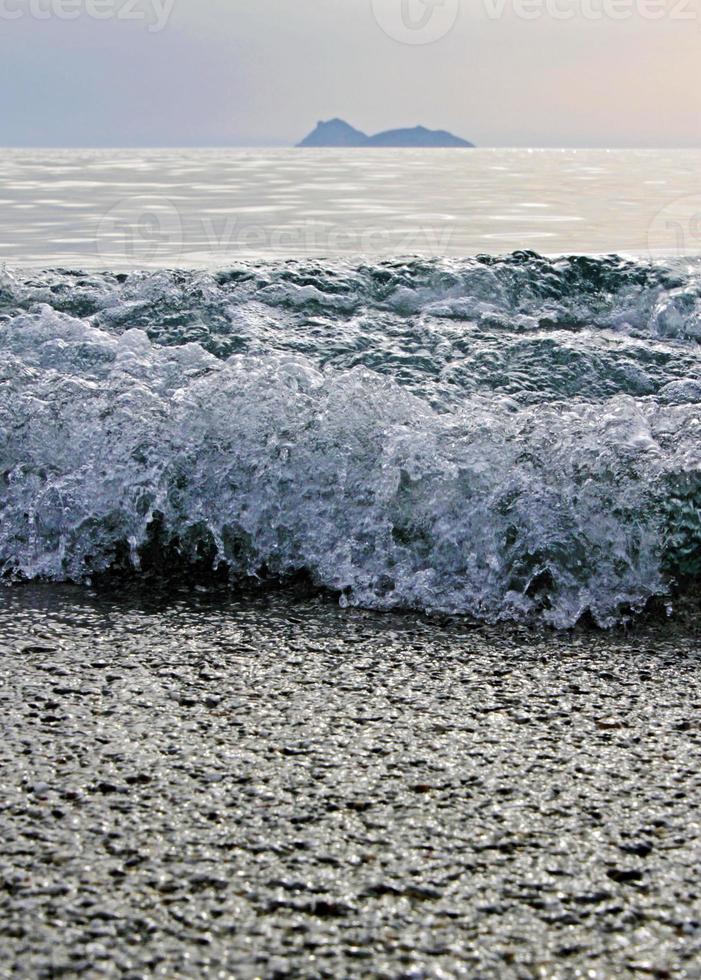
[1,584,700,978]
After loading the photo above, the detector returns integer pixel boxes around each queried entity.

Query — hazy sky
[1,0,699,147]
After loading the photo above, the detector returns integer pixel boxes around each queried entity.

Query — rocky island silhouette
[297,118,474,148]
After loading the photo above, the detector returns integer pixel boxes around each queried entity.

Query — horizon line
[1,144,701,151]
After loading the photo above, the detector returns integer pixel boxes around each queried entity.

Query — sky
[1,0,700,147]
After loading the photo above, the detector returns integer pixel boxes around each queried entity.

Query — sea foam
[2,254,701,626]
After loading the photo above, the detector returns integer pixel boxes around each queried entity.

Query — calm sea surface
[1,148,700,269]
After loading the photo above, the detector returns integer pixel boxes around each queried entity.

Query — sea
[2,147,701,628]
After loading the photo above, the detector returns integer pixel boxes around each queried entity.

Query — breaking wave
[2,252,701,627]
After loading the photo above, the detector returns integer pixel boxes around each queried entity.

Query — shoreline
[1,583,700,977]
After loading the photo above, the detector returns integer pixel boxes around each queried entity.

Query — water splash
[2,254,701,626]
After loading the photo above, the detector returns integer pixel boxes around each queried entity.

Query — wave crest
[3,291,701,627]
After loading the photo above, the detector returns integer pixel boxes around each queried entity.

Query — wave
[2,253,701,626]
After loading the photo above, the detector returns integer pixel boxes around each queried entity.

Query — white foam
[2,305,701,626]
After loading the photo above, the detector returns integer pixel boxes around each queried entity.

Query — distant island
[297,118,474,149]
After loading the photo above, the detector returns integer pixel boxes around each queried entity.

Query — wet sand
[1,583,700,979]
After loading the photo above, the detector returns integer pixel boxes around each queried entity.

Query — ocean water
[2,147,701,266]
[2,149,701,627]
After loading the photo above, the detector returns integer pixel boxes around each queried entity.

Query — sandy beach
[1,583,700,978]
